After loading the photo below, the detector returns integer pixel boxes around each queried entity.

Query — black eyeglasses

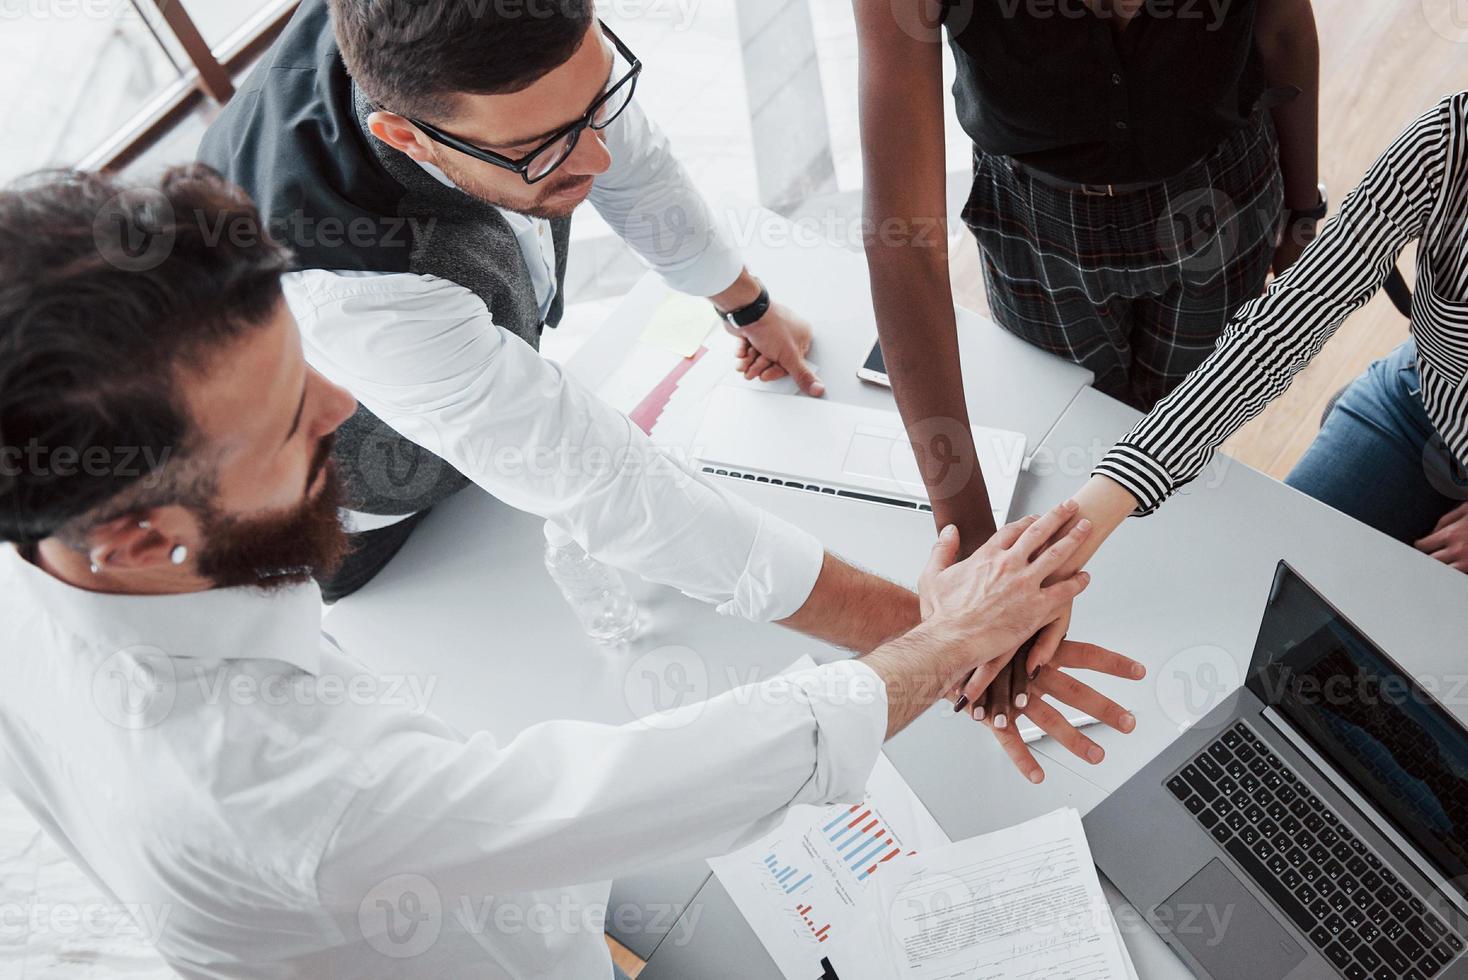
[407,23,642,185]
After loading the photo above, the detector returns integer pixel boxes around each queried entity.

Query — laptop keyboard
[699,466,934,512]
[1166,721,1466,980]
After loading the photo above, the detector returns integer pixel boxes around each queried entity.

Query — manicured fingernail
[952,694,969,714]
[994,713,1007,729]
[1014,693,1028,709]
[811,382,826,396]
[1076,519,1092,532]
[1121,712,1136,732]
[1028,769,1044,784]
[1028,667,1041,681]
[940,524,957,540]
[1131,663,1146,678]
[1087,745,1105,764]
[972,704,985,721]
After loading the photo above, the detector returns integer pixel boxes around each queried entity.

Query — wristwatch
[1286,183,1329,228]
[717,280,772,329]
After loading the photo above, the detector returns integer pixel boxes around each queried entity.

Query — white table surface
[322,219,1468,977]
[638,386,1468,978]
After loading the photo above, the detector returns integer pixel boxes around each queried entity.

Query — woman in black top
[853,0,1322,713]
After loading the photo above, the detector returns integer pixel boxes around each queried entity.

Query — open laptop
[1086,562,1468,979]
[690,387,1027,528]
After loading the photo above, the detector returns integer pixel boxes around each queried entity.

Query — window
[1,0,296,182]
[1,0,186,184]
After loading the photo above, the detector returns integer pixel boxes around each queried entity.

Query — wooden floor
[952,0,1468,480]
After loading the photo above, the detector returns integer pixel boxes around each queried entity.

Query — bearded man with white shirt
[198,0,828,601]
[0,168,1142,978]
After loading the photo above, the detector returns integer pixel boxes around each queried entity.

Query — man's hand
[936,481,1140,748]
[979,641,1144,784]
[919,501,1093,661]
[860,500,1094,739]
[1415,502,1468,572]
[731,302,825,397]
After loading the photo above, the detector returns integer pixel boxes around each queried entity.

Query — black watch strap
[720,282,771,329]
[1287,183,1329,225]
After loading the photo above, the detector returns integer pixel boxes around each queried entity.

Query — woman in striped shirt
[1048,92,1468,617]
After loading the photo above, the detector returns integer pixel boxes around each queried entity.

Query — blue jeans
[1286,341,1468,543]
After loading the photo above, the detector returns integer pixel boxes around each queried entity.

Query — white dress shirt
[287,100,817,620]
[0,545,888,978]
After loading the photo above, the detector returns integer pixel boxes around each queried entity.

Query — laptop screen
[1246,564,1468,901]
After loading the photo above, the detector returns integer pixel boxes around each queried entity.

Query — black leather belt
[1006,158,1165,197]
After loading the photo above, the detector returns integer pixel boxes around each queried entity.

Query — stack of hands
[731,317,1148,781]
[908,500,1144,784]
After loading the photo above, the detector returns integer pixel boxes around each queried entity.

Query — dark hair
[0,165,293,546]
[330,0,597,122]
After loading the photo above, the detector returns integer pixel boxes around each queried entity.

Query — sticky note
[641,293,720,358]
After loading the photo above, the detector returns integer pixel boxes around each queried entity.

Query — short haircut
[0,165,293,546]
[330,0,597,122]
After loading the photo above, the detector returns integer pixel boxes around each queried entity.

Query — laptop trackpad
[842,429,908,483]
[1156,859,1306,979]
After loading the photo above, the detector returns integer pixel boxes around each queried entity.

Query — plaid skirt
[961,111,1285,411]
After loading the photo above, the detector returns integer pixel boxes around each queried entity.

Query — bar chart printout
[709,735,948,980]
[822,802,906,882]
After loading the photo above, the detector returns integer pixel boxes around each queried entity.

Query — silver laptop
[1086,562,1468,979]
[690,387,1026,529]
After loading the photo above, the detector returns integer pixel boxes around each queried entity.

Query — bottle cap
[542,520,576,548]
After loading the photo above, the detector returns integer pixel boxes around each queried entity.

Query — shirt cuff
[775,660,888,807]
[713,508,826,622]
[1092,443,1176,517]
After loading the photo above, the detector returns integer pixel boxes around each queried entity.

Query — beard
[435,155,595,220]
[195,442,351,592]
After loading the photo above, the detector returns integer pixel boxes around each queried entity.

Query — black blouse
[943,0,1268,184]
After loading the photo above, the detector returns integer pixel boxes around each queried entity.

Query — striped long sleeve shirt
[1095,92,1468,514]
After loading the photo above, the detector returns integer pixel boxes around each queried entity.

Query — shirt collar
[1,546,324,675]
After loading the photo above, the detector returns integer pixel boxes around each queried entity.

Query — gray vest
[195,0,571,519]
[333,88,572,517]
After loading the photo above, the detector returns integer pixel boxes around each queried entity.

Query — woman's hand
[980,641,1145,784]
[917,501,1094,671]
[1416,502,1468,573]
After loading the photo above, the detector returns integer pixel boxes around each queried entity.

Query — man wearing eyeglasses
[199,0,827,601]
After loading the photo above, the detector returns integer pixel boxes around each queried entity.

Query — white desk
[638,387,1468,979]
[322,215,1466,977]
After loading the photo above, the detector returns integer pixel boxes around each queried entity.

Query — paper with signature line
[870,808,1137,980]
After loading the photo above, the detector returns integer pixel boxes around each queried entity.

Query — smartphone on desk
[856,339,890,387]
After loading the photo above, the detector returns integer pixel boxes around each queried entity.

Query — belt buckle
[1080,183,1116,198]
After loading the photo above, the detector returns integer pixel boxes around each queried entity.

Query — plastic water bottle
[543,521,640,645]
